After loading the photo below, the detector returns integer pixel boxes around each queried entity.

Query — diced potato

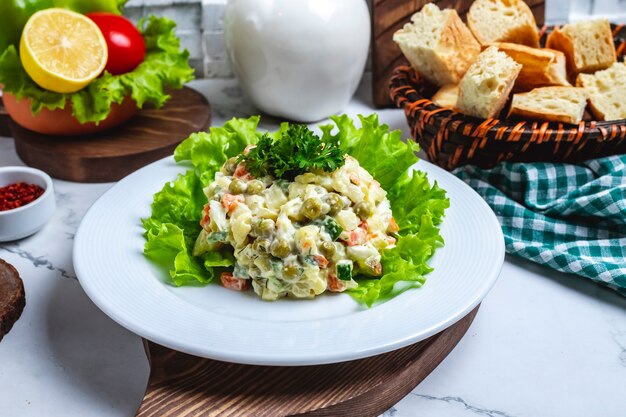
[266,183,288,210]
[295,225,320,255]
[230,204,252,247]
[335,209,360,232]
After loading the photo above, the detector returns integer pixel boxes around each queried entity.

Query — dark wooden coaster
[7,87,210,183]
[135,306,479,417]
[0,97,11,138]
[371,0,545,108]
[0,259,26,342]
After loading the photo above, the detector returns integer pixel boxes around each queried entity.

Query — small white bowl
[0,166,55,242]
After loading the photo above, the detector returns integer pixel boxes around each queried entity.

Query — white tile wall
[125,0,230,78]
[124,0,626,79]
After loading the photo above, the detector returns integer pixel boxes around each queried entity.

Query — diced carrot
[221,193,244,213]
[349,174,361,185]
[327,273,346,292]
[200,203,211,228]
[347,227,367,246]
[314,254,329,268]
[220,272,249,291]
[388,217,399,233]
[359,220,368,230]
[233,164,253,180]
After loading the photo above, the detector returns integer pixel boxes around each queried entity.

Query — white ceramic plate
[74,157,504,366]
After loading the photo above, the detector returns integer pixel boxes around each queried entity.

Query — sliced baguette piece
[507,86,588,124]
[576,62,626,121]
[487,42,570,91]
[393,3,481,87]
[467,0,539,48]
[431,84,459,108]
[546,20,616,77]
[457,46,522,119]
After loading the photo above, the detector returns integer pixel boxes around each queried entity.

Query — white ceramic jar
[225,0,371,122]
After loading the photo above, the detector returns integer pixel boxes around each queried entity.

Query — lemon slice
[20,8,108,94]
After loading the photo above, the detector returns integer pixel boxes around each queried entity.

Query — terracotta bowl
[2,92,139,136]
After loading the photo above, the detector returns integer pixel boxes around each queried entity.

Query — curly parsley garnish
[238,124,345,180]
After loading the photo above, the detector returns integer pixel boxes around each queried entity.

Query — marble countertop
[1,76,625,417]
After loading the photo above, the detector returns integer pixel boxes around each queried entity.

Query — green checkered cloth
[453,155,626,296]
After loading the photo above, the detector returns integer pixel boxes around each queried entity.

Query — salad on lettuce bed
[142,115,450,307]
[0,0,194,124]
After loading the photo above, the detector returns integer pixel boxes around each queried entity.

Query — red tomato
[86,13,146,75]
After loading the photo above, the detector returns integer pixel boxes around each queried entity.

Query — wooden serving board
[135,306,479,417]
[372,0,546,108]
[0,87,210,183]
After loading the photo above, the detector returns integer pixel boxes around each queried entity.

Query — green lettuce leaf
[143,115,450,306]
[144,223,232,286]
[174,116,262,182]
[318,114,449,306]
[142,119,260,286]
[0,15,194,124]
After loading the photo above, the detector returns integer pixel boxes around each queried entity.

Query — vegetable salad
[143,115,450,306]
[195,154,398,300]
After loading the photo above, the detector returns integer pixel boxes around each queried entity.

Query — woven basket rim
[390,65,626,140]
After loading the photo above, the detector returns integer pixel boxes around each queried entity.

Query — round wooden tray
[0,87,210,183]
[135,306,479,417]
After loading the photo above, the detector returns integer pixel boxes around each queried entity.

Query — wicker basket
[390,24,626,171]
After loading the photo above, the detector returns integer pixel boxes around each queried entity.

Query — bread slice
[488,42,570,91]
[431,84,459,108]
[507,87,588,124]
[457,46,522,119]
[576,62,626,121]
[467,0,539,48]
[546,20,616,77]
[393,3,481,87]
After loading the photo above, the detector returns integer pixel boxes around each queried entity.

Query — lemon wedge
[20,8,108,94]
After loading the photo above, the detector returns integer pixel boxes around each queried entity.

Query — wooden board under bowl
[0,97,11,138]
[371,0,545,108]
[134,306,479,417]
[0,87,210,183]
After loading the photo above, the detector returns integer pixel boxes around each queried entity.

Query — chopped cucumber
[322,217,343,241]
[233,263,247,278]
[207,230,228,243]
[336,260,353,281]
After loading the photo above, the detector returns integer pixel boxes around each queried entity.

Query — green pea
[223,157,239,174]
[325,193,343,215]
[282,265,300,278]
[247,180,264,194]
[354,201,373,219]
[229,179,246,195]
[270,240,290,258]
[320,241,336,257]
[302,197,323,220]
